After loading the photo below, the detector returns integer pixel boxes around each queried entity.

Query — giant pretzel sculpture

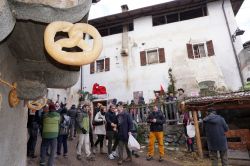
[27,98,47,111]
[44,21,103,66]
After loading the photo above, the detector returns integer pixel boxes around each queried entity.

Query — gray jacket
[67,108,77,124]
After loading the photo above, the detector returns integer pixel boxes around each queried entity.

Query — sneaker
[30,154,37,158]
[39,161,45,166]
[134,153,140,158]
[77,154,82,160]
[108,154,115,160]
[146,156,153,161]
[124,157,132,162]
[118,160,123,165]
[112,151,118,157]
[63,154,68,158]
[159,156,163,162]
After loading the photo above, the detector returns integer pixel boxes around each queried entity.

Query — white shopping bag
[128,134,140,151]
[186,124,195,138]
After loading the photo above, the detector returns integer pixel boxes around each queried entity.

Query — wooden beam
[193,110,203,158]
[186,103,250,111]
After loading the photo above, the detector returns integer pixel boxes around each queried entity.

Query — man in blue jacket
[203,109,229,166]
[116,102,132,165]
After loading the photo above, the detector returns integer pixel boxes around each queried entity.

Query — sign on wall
[133,91,143,104]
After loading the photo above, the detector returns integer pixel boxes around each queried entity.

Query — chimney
[121,4,129,56]
[121,4,129,12]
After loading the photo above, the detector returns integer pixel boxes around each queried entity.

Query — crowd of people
[27,89,229,166]
[27,100,143,166]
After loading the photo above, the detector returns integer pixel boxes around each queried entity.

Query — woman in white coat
[94,106,106,153]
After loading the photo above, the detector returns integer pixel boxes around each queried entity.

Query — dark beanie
[117,101,123,107]
[207,108,216,114]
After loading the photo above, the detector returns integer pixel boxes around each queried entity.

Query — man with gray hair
[203,108,229,166]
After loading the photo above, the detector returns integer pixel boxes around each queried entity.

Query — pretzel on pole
[44,21,103,66]
[27,98,48,111]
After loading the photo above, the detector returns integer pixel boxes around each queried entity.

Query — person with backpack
[57,108,70,157]
[40,103,60,166]
[76,104,95,161]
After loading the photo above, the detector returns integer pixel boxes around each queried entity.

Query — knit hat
[207,108,216,114]
[117,101,123,107]
[49,103,56,111]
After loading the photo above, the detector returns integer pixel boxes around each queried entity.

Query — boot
[118,160,123,165]
[159,156,163,162]
[124,157,132,162]
[100,148,106,154]
[77,154,82,160]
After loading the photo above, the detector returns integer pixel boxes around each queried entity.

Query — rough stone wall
[0,0,93,165]
[0,0,15,41]
[0,42,27,166]
[10,0,91,23]
[15,0,83,8]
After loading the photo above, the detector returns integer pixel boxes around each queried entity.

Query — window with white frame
[96,59,105,72]
[90,58,110,74]
[140,48,166,66]
[147,49,159,64]
[186,40,215,59]
[193,43,206,58]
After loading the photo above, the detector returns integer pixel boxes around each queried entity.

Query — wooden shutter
[140,51,147,66]
[158,48,166,63]
[206,40,215,56]
[186,43,194,59]
[105,58,110,71]
[90,62,95,74]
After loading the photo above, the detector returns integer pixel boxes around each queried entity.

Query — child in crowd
[186,118,195,153]
[131,119,140,158]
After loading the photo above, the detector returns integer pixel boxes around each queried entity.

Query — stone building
[79,0,245,103]
[239,41,250,82]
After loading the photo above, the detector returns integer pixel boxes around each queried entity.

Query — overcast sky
[89,0,250,43]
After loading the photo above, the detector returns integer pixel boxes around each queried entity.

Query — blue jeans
[40,138,57,166]
[57,135,68,155]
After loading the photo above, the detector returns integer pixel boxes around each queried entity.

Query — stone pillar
[0,0,16,41]
[0,42,27,166]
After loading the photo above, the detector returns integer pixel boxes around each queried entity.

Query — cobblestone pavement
[27,137,181,166]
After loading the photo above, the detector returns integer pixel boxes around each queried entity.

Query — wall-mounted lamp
[57,94,60,102]
[232,28,245,42]
[115,56,119,64]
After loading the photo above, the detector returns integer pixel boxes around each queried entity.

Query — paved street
[27,137,181,166]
